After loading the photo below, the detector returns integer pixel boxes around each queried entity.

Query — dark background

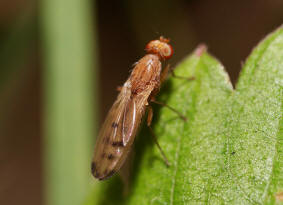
[0,0,283,204]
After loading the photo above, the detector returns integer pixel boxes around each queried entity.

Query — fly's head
[145,36,173,60]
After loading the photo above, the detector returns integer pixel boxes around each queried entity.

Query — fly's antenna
[149,25,161,38]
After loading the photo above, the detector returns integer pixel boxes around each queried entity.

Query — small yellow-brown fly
[91,37,175,180]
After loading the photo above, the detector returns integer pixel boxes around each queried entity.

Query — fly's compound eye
[160,43,173,59]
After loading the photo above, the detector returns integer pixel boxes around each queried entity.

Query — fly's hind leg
[147,106,170,167]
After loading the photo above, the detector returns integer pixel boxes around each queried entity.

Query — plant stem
[41,0,98,204]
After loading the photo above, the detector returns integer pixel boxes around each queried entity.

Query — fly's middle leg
[151,99,187,121]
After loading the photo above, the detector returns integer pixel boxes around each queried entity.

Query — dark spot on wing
[112,141,124,147]
[91,162,96,174]
[92,162,117,180]
[95,171,100,178]
[107,154,114,160]
[92,164,101,179]
[231,151,236,155]
[111,122,118,128]
[108,170,115,178]
[102,136,109,143]
[103,136,110,144]
[97,169,117,180]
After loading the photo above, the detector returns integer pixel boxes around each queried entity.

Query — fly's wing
[92,54,161,180]
[91,85,145,180]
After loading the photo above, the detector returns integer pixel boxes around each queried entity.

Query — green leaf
[90,26,283,204]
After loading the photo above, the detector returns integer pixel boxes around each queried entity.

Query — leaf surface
[88,27,283,205]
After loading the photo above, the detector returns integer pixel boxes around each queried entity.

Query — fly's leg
[147,106,170,167]
[151,99,187,121]
[148,64,193,166]
[161,64,195,83]
[160,63,171,83]
[156,64,192,122]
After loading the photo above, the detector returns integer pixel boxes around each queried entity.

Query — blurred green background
[0,0,283,204]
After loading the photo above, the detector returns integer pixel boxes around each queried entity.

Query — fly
[91,37,186,180]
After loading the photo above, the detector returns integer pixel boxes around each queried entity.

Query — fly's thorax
[130,54,161,95]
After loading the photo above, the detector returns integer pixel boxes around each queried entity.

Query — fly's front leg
[160,63,171,84]
[147,106,170,167]
[161,64,195,83]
